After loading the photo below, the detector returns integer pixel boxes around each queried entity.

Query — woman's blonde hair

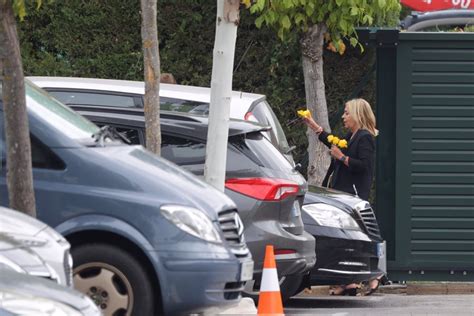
[345,98,378,136]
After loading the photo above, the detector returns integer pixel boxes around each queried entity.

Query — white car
[0,207,73,287]
[28,76,295,164]
[0,267,100,316]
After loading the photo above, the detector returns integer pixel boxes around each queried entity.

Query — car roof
[27,76,265,106]
[77,107,270,139]
[400,9,474,31]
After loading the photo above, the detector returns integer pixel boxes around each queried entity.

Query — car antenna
[353,184,359,197]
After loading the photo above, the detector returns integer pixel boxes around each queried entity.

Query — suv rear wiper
[91,125,131,147]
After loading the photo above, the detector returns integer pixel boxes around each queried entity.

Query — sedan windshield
[25,80,99,140]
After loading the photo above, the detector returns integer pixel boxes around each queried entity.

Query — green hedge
[19,1,376,172]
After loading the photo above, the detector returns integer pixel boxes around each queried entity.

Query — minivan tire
[71,243,154,316]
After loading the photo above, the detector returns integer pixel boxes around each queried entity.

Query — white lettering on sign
[453,0,472,8]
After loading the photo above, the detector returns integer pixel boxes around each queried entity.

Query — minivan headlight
[160,205,222,243]
[303,203,360,230]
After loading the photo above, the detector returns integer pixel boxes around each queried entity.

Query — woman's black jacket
[319,129,375,201]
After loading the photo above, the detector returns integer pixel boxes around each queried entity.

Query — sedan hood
[0,268,99,315]
[0,207,45,236]
[0,237,50,278]
[303,185,365,213]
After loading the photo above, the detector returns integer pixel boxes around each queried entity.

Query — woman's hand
[330,145,345,160]
[302,116,321,132]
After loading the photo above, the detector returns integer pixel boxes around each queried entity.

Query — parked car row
[0,80,253,315]
[30,76,386,288]
[0,77,385,316]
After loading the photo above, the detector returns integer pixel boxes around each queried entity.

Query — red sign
[401,0,474,11]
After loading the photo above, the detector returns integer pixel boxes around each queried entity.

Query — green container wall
[377,32,474,281]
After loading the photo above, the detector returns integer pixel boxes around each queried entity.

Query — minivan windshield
[25,80,100,140]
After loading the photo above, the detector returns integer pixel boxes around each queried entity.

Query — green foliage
[248,0,400,50]
[18,0,376,172]
[12,0,47,21]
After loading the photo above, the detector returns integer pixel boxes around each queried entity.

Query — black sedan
[301,186,385,287]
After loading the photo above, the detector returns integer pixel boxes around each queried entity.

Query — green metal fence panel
[388,32,474,281]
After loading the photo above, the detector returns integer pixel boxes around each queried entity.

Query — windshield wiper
[91,125,131,147]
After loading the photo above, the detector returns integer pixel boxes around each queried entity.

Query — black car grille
[357,207,382,241]
[218,209,249,258]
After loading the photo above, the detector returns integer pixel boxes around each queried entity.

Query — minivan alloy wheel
[74,262,133,316]
[71,243,154,316]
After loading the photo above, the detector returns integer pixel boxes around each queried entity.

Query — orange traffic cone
[257,245,284,315]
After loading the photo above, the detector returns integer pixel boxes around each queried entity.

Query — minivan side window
[0,110,65,170]
[161,135,206,165]
[30,136,66,170]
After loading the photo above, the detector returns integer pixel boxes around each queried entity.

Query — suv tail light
[225,178,299,201]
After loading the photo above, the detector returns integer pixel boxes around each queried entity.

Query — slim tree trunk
[0,1,36,216]
[204,0,239,191]
[141,0,161,155]
[301,23,331,186]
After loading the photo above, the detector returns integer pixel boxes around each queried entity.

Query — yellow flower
[338,139,348,148]
[241,0,252,8]
[328,134,348,148]
[297,109,311,119]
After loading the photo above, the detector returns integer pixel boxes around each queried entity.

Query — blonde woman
[303,98,378,201]
[303,98,383,295]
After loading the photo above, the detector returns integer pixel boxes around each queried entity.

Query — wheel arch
[55,215,164,314]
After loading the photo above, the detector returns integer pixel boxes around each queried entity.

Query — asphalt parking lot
[284,293,474,315]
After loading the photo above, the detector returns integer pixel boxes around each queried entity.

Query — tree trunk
[301,23,331,186]
[0,1,36,217]
[204,0,239,191]
[141,0,161,155]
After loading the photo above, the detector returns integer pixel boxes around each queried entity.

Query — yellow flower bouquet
[327,134,348,149]
[297,109,311,119]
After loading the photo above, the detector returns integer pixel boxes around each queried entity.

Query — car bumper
[157,253,253,315]
[246,228,316,283]
[305,225,384,285]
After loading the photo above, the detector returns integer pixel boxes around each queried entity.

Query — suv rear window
[161,135,206,165]
[231,132,294,173]
[48,90,137,108]
[160,97,209,115]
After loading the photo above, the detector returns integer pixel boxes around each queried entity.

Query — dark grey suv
[78,108,316,301]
